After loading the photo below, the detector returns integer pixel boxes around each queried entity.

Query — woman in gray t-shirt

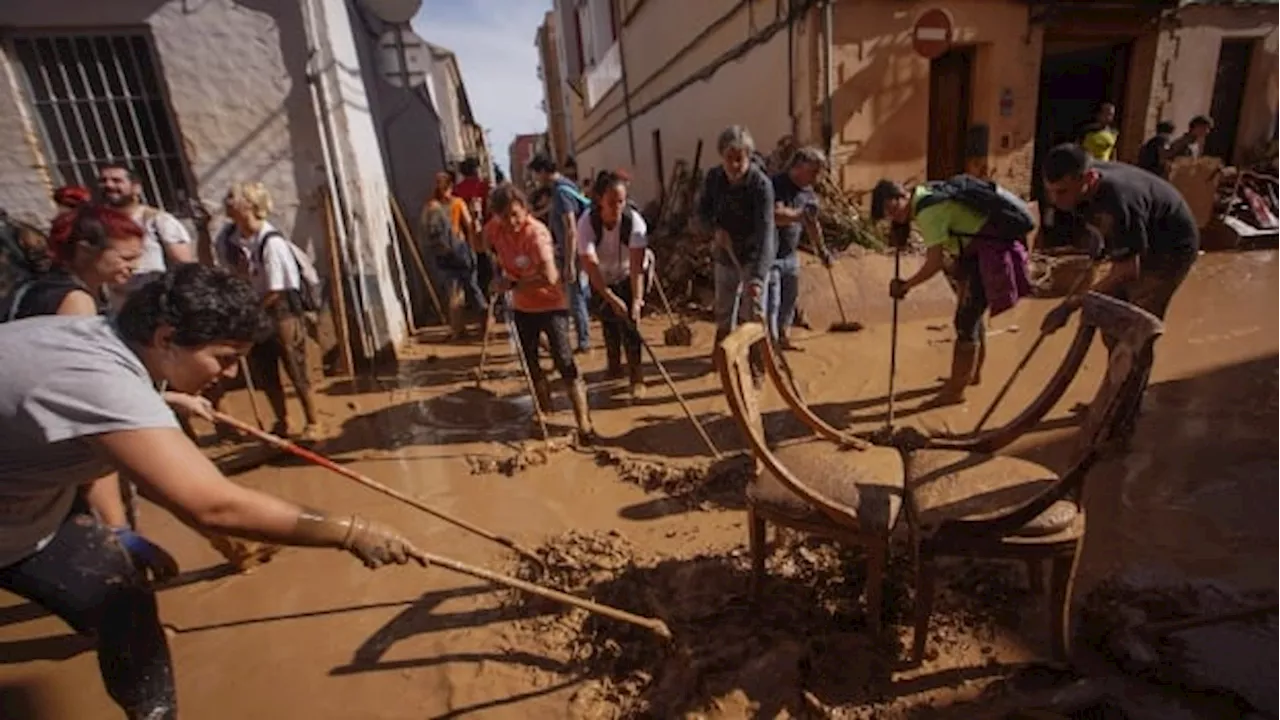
[0,264,425,719]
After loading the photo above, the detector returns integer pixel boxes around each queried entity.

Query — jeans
[431,249,487,316]
[713,262,769,338]
[567,271,591,351]
[249,309,317,429]
[0,511,176,718]
[766,253,801,341]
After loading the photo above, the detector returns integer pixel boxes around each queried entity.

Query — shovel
[651,272,694,346]
[825,264,863,333]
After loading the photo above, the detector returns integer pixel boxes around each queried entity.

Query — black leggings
[512,309,578,383]
[949,253,988,346]
[0,511,175,719]
[594,277,645,367]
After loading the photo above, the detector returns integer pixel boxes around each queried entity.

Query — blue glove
[113,528,179,582]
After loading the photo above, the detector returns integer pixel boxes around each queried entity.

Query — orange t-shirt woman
[487,184,593,441]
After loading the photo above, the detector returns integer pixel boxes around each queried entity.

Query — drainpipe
[821,0,834,159]
[301,0,375,359]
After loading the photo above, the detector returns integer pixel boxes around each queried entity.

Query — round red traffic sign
[912,8,954,59]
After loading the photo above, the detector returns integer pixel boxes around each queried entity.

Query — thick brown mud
[0,250,1274,719]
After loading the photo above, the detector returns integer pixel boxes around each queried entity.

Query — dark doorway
[1206,39,1254,162]
[927,46,975,180]
[1031,41,1132,200]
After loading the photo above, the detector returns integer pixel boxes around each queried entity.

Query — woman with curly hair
[0,263,426,719]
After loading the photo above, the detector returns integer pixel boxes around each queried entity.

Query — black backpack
[588,203,641,248]
[916,175,1035,241]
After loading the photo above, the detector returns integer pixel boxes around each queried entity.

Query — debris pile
[593,448,753,507]
[507,530,1036,719]
[466,436,574,476]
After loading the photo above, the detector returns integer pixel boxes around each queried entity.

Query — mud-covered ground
[0,250,1275,719]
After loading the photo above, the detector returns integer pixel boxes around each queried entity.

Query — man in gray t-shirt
[0,315,178,566]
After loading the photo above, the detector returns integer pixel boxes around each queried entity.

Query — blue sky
[412,0,552,175]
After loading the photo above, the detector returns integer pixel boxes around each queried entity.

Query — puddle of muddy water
[363,387,537,448]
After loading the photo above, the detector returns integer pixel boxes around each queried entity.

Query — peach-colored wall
[825,1,1041,200]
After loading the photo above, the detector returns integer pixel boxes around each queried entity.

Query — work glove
[113,527,180,583]
[340,515,429,569]
[1041,302,1075,335]
[889,278,910,300]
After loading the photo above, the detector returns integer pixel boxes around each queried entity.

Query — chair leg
[1049,543,1083,660]
[1027,559,1046,595]
[865,543,886,637]
[912,558,937,665]
[748,508,768,602]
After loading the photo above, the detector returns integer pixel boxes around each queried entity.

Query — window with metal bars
[11,31,192,212]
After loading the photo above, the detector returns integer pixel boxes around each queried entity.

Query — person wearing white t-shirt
[223,182,320,439]
[97,164,194,297]
[577,171,649,398]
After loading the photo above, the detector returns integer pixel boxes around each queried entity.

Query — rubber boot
[628,359,646,399]
[970,341,986,387]
[934,341,979,405]
[566,377,596,443]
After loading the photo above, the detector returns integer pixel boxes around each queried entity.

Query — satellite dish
[362,0,421,24]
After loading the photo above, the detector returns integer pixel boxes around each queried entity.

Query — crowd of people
[0,170,427,719]
[0,98,1205,715]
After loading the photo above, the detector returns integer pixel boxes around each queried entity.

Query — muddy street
[0,250,1275,719]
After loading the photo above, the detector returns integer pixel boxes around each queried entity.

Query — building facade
[537,11,573,166]
[508,132,547,189]
[425,42,492,176]
[0,0,493,364]
[547,0,1277,207]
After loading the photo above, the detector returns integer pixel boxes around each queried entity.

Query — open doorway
[928,46,975,180]
[1207,39,1255,162]
[1031,40,1132,199]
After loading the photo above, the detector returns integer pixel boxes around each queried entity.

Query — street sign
[912,8,954,60]
[377,27,431,88]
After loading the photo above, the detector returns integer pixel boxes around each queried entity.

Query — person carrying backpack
[96,163,195,305]
[871,174,1034,406]
[529,154,593,354]
[578,171,651,398]
[222,181,321,440]
[421,172,487,339]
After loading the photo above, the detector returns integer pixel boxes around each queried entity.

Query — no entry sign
[912,8,954,59]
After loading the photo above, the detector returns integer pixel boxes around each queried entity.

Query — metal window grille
[11,31,191,212]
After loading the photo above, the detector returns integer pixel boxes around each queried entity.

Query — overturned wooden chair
[901,293,1163,662]
[717,322,905,634]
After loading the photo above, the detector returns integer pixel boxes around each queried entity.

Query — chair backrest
[1072,292,1164,457]
[716,322,861,525]
[930,320,1097,454]
[717,322,768,450]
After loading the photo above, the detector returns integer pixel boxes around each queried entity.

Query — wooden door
[928,47,975,180]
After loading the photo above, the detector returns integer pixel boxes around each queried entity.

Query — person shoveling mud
[486,183,596,443]
[872,175,1035,408]
[0,265,426,720]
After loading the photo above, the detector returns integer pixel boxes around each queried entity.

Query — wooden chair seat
[906,448,1081,539]
[749,440,904,533]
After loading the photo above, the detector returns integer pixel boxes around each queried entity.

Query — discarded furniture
[717,322,905,634]
[903,293,1163,662]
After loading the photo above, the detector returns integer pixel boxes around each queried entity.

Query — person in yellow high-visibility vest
[1079,102,1119,162]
